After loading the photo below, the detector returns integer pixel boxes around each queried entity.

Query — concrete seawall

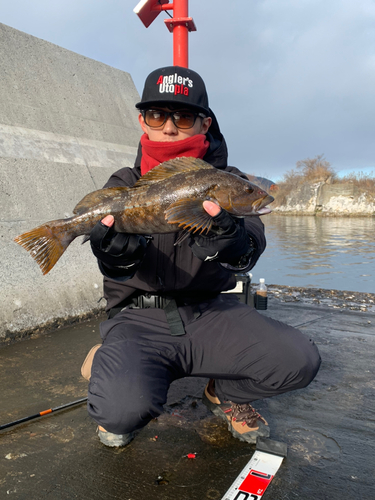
[0,23,142,341]
[272,181,375,215]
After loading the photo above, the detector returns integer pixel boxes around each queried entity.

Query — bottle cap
[259,278,265,283]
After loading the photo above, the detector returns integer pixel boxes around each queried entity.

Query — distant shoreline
[269,210,375,217]
[264,155,375,217]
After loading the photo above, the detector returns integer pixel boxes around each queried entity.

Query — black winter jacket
[100,125,266,312]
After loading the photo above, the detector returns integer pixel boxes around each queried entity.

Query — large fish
[14,157,274,274]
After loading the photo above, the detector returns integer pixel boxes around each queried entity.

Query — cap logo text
[156,73,193,96]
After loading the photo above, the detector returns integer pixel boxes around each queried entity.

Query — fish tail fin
[14,221,75,275]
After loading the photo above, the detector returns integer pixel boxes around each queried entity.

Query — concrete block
[0,23,142,340]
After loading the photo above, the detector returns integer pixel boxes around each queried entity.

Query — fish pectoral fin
[134,157,213,187]
[165,198,213,235]
[174,230,191,246]
[73,187,130,215]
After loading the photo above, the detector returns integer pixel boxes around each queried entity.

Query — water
[251,215,375,293]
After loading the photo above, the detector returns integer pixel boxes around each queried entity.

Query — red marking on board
[238,469,273,496]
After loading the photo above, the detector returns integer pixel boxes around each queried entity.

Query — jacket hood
[203,108,228,169]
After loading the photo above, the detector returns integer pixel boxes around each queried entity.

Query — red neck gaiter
[140,133,210,175]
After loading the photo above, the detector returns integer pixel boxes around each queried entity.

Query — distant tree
[296,154,336,182]
[270,155,338,207]
[271,155,375,207]
[341,171,375,197]
[282,168,303,188]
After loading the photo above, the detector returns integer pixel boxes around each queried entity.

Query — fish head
[210,178,274,216]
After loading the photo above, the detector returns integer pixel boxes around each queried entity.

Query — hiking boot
[202,379,270,444]
[97,426,134,447]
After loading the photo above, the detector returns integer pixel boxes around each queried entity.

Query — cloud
[0,0,374,179]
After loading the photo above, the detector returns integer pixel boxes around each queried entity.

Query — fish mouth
[253,195,274,215]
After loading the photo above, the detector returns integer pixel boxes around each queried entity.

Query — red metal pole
[173,0,189,67]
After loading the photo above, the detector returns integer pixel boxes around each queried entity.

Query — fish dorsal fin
[73,186,130,215]
[165,198,214,235]
[134,157,214,188]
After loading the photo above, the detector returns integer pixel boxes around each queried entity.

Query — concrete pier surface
[1,289,374,499]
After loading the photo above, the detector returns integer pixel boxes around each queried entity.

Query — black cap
[135,66,210,114]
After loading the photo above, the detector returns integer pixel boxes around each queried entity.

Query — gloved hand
[90,215,148,280]
[189,202,254,266]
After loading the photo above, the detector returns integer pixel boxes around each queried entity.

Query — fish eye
[246,186,254,194]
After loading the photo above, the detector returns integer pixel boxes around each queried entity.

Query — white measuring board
[221,450,284,500]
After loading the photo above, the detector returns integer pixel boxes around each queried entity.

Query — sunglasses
[142,109,206,129]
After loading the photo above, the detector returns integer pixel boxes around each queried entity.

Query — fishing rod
[0,397,88,431]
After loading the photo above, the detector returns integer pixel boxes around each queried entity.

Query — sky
[1,0,374,182]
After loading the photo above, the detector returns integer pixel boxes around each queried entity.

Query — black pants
[87,295,321,434]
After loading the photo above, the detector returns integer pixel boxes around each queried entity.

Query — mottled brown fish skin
[116,168,271,233]
[14,157,274,274]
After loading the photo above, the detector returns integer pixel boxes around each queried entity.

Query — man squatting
[86,66,321,447]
